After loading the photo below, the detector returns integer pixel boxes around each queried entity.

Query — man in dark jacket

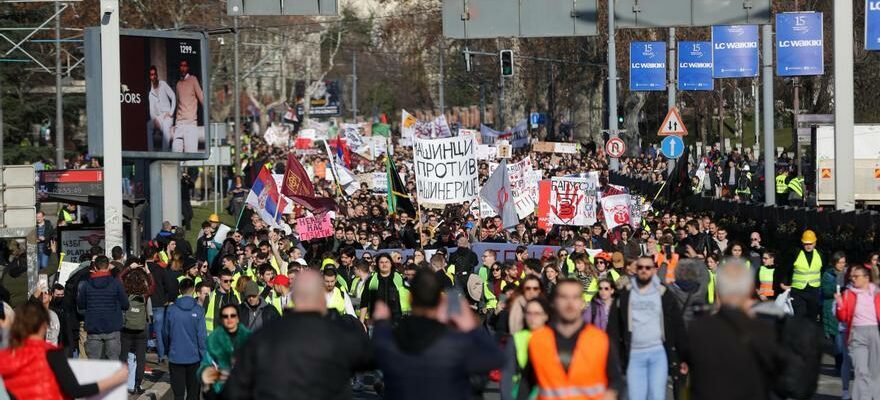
[607,255,689,400]
[447,235,479,289]
[77,255,129,360]
[238,281,280,331]
[371,269,504,400]
[688,260,781,400]
[164,278,207,400]
[222,270,373,400]
[145,245,177,363]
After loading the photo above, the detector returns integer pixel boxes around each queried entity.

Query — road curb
[137,382,172,400]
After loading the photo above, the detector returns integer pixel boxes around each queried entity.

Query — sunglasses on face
[222,279,233,283]
[221,314,238,319]
[600,286,613,291]
[636,265,654,271]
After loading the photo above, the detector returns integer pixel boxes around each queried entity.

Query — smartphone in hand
[445,288,462,317]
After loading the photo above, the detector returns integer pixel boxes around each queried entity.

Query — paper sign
[413,134,479,204]
[601,194,633,230]
[296,213,334,241]
[69,359,127,400]
[549,176,598,226]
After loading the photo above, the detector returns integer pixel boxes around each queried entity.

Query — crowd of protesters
[0,126,876,400]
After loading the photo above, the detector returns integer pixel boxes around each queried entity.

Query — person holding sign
[0,302,129,399]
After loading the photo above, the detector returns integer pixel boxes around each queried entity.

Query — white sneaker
[842,389,851,400]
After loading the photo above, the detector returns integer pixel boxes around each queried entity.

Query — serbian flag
[246,166,289,228]
[281,152,337,213]
[330,138,351,168]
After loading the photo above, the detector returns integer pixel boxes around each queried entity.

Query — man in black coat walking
[371,269,504,400]
[222,270,373,400]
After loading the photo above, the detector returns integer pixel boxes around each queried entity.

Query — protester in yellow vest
[358,253,410,323]
[323,268,357,317]
[267,274,293,313]
[501,298,550,400]
[783,230,823,322]
[205,270,241,333]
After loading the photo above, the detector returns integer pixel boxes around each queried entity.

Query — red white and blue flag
[246,166,289,228]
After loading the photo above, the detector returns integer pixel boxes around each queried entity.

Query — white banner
[601,194,633,231]
[357,172,388,193]
[628,195,644,230]
[476,144,497,161]
[548,176,598,226]
[413,134,479,204]
[401,109,416,146]
[489,157,538,219]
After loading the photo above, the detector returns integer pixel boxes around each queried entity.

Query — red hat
[269,275,290,287]
[542,248,555,258]
[595,252,612,262]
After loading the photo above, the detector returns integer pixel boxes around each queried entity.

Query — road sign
[443,0,599,39]
[821,168,832,179]
[712,25,760,78]
[678,41,714,91]
[630,42,667,91]
[776,12,824,76]
[661,135,685,159]
[605,137,627,158]
[227,0,338,16]
[867,0,880,50]
[658,107,689,136]
[614,0,771,28]
[1,165,36,229]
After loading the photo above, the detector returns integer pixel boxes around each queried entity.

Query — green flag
[386,156,416,216]
[372,123,391,137]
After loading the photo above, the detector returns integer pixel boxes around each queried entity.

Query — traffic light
[500,49,513,77]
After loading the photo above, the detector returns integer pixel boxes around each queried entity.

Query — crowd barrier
[610,172,880,262]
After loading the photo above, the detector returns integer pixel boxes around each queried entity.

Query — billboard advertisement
[629,41,666,91]
[711,25,759,78]
[86,29,210,159]
[776,12,824,76]
[295,80,341,117]
[677,41,714,91]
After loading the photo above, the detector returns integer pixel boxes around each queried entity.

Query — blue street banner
[712,25,759,78]
[776,12,824,76]
[867,0,880,50]
[630,41,666,91]
[678,41,714,91]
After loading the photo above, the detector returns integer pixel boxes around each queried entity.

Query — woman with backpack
[119,259,154,395]
[835,264,880,400]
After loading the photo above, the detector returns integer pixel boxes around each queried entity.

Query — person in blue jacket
[164,278,207,400]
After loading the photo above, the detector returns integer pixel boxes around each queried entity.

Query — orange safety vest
[528,325,609,400]
[656,252,680,282]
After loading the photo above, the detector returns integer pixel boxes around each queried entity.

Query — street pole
[762,25,775,206]
[100,0,124,254]
[351,51,357,120]
[753,78,760,152]
[667,27,676,110]
[792,0,800,146]
[719,80,725,154]
[0,65,4,166]
[833,0,855,211]
[498,78,505,128]
[479,80,485,125]
[607,0,619,170]
[55,0,64,168]
[439,41,445,116]
[233,16,242,176]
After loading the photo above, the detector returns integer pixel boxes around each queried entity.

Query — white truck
[814,124,880,205]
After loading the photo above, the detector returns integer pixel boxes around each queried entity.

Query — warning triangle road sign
[658,107,688,136]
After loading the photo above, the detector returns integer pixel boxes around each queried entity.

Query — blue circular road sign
[661,135,685,159]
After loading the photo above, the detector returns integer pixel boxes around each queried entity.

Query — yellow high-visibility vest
[791,250,822,290]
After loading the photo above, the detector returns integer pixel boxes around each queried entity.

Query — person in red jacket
[834,265,880,399]
[0,301,128,399]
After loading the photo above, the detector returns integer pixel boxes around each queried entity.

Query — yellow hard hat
[801,230,817,244]
[208,213,220,223]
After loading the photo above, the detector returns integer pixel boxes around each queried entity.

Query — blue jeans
[151,306,166,359]
[127,353,137,390]
[627,345,668,400]
[836,331,852,393]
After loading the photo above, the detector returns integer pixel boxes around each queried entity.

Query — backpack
[124,295,148,331]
